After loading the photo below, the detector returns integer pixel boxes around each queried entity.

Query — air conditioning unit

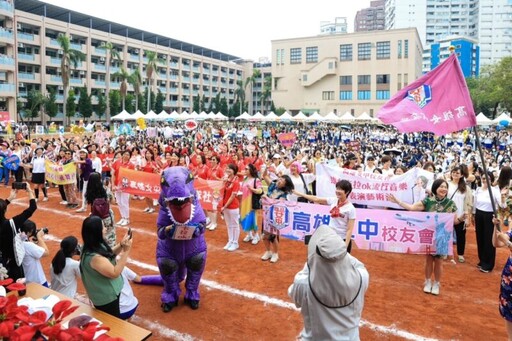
[18,43,24,48]
[16,24,21,30]
[79,70,85,75]
[100,57,105,62]
[19,83,25,87]
[58,86,63,90]
[134,49,139,54]
[69,35,73,40]
[58,50,63,55]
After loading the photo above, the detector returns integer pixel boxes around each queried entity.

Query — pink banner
[277,132,297,148]
[262,198,454,255]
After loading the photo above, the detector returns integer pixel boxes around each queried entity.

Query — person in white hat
[288,225,369,340]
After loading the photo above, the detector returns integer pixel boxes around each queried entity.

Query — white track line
[37,203,438,341]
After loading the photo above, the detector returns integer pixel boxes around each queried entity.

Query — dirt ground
[5,186,509,340]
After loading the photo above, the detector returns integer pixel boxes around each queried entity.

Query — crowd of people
[0,119,512,338]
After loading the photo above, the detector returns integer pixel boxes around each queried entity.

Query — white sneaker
[243,234,252,242]
[270,253,279,263]
[261,251,272,261]
[423,279,432,294]
[251,234,260,245]
[208,224,217,231]
[42,197,48,202]
[431,281,440,295]
[223,241,232,250]
[116,219,124,226]
[148,208,155,213]
[227,242,239,252]
[153,199,158,206]
[60,201,68,205]
[143,207,150,213]
[121,219,130,226]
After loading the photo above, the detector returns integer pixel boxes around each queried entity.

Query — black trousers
[94,294,121,318]
[58,185,66,201]
[454,222,466,256]
[475,209,496,271]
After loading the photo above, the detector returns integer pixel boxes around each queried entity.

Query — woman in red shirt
[111,150,135,226]
[231,153,246,182]
[141,149,160,213]
[221,164,241,252]
[192,154,209,180]
[248,149,264,172]
[205,155,224,231]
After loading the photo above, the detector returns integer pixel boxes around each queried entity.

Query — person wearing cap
[288,225,369,340]
[75,149,94,213]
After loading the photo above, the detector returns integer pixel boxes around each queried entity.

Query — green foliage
[275,107,286,115]
[212,93,221,112]
[137,92,146,114]
[109,90,121,116]
[125,93,135,113]
[78,86,93,118]
[219,97,228,116]
[23,90,45,121]
[201,95,208,112]
[46,89,58,118]
[193,96,200,112]
[95,94,106,119]
[155,90,164,113]
[66,89,76,118]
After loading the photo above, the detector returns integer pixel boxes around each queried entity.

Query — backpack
[91,198,110,219]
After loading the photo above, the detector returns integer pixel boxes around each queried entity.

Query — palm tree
[113,67,131,111]
[259,76,272,114]
[129,69,143,111]
[57,34,85,126]
[144,50,161,113]
[234,80,245,116]
[244,69,261,115]
[100,42,120,123]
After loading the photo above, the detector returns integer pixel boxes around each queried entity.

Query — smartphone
[128,227,132,239]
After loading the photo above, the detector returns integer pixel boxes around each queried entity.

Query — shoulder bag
[10,219,25,267]
[251,178,263,210]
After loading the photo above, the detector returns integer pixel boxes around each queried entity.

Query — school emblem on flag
[407,84,432,108]
[269,204,290,230]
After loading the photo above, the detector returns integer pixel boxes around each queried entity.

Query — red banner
[194,178,224,211]
[277,132,297,148]
[0,111,9,122]
[119,168,161,199]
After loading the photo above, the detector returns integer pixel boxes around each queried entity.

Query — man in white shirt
[21,220,49,287]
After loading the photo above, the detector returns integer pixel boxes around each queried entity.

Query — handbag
[297,173,312,203]
[10,219,25,267]
[251,178,263,210]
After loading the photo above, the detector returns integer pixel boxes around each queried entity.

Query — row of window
[338,90,390,101]
[340,74,390,85]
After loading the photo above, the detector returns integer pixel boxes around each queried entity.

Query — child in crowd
[50,236,81,298]
[21,220,49,287]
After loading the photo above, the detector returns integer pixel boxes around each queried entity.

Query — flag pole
[472,125,497,214]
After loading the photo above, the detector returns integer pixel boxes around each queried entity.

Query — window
[276,49,284,65]
[376,41,390,59]
[398,40,402,58]
[340,75,352,85]
[358,75,371,85]
[357,90,371,100]
[376,90,390,100]
[404,39,409,58]
[376,74,390,84]
[404,73,408,86]
[397,73,402,89]
[340,91,352,100]
[358,43,371,60]
[306,46,318,63]
[322,91,335,100]
[290,48,302,64]
[340,44,353,61]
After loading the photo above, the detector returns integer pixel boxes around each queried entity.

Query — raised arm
[292,189,328,205]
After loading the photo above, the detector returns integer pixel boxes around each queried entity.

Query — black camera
[12,182,27,190]
[33,227,48,242]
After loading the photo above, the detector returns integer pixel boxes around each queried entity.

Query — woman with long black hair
[80,215,132,318]
[50,236,81,297]
[85,172,116,247]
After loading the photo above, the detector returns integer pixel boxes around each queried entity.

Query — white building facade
[478,0,512,66]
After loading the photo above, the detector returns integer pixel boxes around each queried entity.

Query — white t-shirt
[325,197,356,240]
[91,157,102,174]
[289,173,315,202]
[120,267,139,314]
[22,241,47,285]
[50,258,81,298]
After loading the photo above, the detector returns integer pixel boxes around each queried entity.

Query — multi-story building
[271,28,423,117]
[478,0,512,66]
[2,0,247,123]
[320,17,348,35]
[425,36,479,77]
[385,0,427,47]
[355,0,386,32]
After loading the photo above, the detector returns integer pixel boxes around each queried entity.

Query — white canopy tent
[207,111,216,120]
[235,112,252,120]
[251,112,265,121]
[214,112,228,121]
[279,111,293,121]
[338,111,355,123]
[293,111,308,122]
[168,110,180,120]
[476,112,493,125]
[323,112,340,122]
[156,110,170,120]
[179,111,191,121]
[189,111,200,119]
[354,112,375,124]
[306,111,323,122]
[144,110,159,120]
[131,110,145,119]
[111,110,132,121]
[264,112,278,121]
[493,112,512,125]
[198,111,209,120]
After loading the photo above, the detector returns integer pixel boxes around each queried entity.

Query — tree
[155,90,164,113]
[125,94,135,113]
[66,89,77,122]
[95,93,106,120]
[259,76,272,114]
[129,69,143,111]
[219,97,228,117]
[23,90,46,126]
[213,93,221,112]
[78,85,93,119]
[100,42,120,123]
[244,69,261,114]
[193,96,200,112]
[57,34,85,126]
[201,95,208,112]
[45,89,58,120]
[109,90,121,117]
[114,67,131,111]
[234,80,246,116]
[144,50,162,113]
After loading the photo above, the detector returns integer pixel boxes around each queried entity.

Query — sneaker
[116,219,125,226]
[227,242,239,252]
[153,199,158,206]
[208,224,217,231]
[251,234,260,245]
[479,268,490,273]
[243,234,253,242]
[458,255,465,263]
[223,241,232,250]
[423,279,432,294]
[120,219,130,226]
[148,208,155,213]
[76,208,86,213]
[449,259,457,265]
[261,251,272,261]
[59,201,68,205]
[431,281,440,295]
[42,197,48,202]
[143,207,150,213]
[270,253,279,263]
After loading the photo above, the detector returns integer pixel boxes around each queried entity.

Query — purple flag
[377,54,476,136]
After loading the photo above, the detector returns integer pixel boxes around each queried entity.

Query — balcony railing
[0,83,15,92]
[50,57,61,65]
[18,53,34,62]
[0,30,13,40]
[0,55,15,65]
[0,1,14,12]
[50,75,61,82]
[49,38,59,47]
[95,47,106,55]
[94,64,106,71]
[17,32,34,41]
[18,73,35,80]
[70,78,82,85]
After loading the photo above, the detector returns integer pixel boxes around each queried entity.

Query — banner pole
[473,125,498,228]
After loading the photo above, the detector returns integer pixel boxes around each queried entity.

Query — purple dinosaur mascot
[156,166,207,312]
